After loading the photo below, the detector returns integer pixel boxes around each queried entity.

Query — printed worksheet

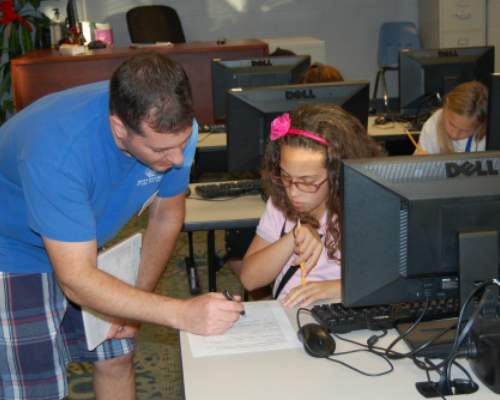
[187,300,301,357]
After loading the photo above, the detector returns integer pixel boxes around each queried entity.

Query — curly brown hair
[261,104,384,260]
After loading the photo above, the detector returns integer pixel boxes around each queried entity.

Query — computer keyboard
[194,179,262,199]
[311,298,461,334]
[199,123,226,133]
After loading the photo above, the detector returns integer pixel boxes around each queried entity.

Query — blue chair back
[377,22,421,68]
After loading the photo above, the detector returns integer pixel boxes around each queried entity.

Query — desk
[194,118,415,169]
[197,132,226,150]
[367,116,420,155]
[368,115,414,141]
[10,39,268,124]
[196,117,413,150]
[180,302,497,400]
[183,183,265,293]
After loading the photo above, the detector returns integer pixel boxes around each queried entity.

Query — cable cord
[384,297,430,359]
[296,308,394,377]
[439,281,496,393]
[414,280,497,396]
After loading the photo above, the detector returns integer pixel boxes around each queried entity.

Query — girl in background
[240,104,383,307]
[300,62,344,83]
[415,80,488,154]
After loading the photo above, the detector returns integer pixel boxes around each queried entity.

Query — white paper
[81,233,142,351]
[130,42,173,48]
[187,300,301,357]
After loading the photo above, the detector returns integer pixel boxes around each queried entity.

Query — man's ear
[109,115,128,141]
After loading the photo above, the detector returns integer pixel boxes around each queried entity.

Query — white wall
[44,0,419,94]
[85,0,418,90]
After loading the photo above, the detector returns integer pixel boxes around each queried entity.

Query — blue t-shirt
[0,81,198,273]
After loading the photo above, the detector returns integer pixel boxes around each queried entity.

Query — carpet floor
[66,213,244,400]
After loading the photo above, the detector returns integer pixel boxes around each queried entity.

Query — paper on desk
[187,300,301,357]
[130,42,173,48]
[81,233,142,351]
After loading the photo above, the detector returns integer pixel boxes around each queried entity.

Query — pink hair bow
[270,113,292,141]
[269,112,328,145]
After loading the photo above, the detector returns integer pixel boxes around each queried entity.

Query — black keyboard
[199,123,226,133]
[195,179,261,199]
[311,298,461,334]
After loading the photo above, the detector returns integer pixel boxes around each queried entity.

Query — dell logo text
[251,59,272,66]
[445,160,499,178]
[285,89,316,100]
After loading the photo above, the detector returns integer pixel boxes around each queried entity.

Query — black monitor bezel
[399,46,494,116]
[341,151,500,307]
[211,55,311,121]
[486,73,500,151]
[225,80,370,173]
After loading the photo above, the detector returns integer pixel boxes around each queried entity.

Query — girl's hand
[414,147,428,155]
[293,223,322,274]
[281,280,341,308]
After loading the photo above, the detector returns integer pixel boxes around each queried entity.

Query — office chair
[126,5,186,44]
[372,22,421,111]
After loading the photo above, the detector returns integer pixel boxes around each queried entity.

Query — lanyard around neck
[465,136,473,153]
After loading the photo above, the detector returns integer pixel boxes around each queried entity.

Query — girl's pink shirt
[256,199,341,299]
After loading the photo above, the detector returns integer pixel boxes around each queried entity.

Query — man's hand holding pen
[223,289,246,316]
[178,292,245,335]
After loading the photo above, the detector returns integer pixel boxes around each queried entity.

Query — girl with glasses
[240,104,383,307]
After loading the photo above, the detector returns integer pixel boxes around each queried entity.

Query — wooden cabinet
[10,39,268,124]
[419,0,486,48]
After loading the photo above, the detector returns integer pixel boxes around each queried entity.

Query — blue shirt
[0,81,197,273]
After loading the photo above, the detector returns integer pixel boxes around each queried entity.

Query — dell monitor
[399,46,494,115]
[341,151,500,309]
[212,55,310,121]
[226,80,369,173]
[487,73,500,151]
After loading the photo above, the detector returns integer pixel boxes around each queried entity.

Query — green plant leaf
[0,0,52,123]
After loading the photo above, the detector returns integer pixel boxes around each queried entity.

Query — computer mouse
[297,323,336,358]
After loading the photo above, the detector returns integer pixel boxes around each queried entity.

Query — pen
[223,289,245,316]
[297,219,307,287]
[406,130,424,153]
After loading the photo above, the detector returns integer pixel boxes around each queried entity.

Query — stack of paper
[59,44,86,56]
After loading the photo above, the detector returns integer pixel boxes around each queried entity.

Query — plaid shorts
[0,272,135,400]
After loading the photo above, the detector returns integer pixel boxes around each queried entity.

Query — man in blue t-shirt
[0,52,243,400]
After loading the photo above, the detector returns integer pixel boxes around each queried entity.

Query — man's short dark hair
[109,51,193,135]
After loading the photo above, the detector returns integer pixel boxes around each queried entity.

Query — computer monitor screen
[226,81,369,173]
[399,46,494,115]
[212,55,310,121]
[487,73,500,151]
[341,151,500,308]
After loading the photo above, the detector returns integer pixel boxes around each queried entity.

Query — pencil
[297,219,306,287]
[406,130,424,153]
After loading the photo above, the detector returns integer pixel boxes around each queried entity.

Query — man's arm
[135,193,185,292]
[45,237,186,327]
[44,201,244,335]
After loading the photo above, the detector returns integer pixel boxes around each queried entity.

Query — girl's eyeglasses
[271,174,328,193]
